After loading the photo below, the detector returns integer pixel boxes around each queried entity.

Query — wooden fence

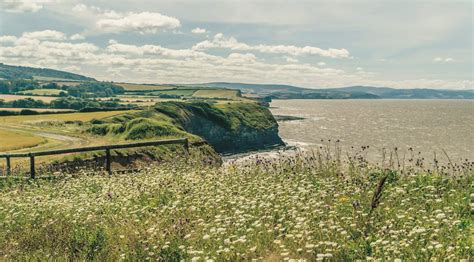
[0,138,196,178]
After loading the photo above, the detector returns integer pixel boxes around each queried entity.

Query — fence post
[29,154,35,179]
[105,148,111,175]
[6,155,11,176]
[184,138,189,154]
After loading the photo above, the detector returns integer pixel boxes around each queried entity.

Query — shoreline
[222,142,304,163]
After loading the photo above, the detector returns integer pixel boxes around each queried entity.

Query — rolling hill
[193,82,474,99]
[1,64,472,99]
[0,63,95,81]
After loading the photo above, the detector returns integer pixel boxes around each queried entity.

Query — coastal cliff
[88,101,284,155]
[154,101,284,154]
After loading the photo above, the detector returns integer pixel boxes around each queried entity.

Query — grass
[193,89,241,99]
[0,145,471,260]
[19,89,65,96]
[0,110,138,123]
[0,94,58,102]
[0,130,45,151]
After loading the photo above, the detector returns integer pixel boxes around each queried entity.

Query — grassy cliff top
[86,101,278,143]
[153,101,277,131]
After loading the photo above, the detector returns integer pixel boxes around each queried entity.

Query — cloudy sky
[0,0,472,89]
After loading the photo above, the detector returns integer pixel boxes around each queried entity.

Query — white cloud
[0,35,18,43]
[1,0,43,13]
[191,27,207,34]
[96,12,181,34]
[0,30,470,90]
[71,3,88,12]
[227,53,257,63]
[317,62,326,67]
[356,67,363,71]
[70,34,85,40]
[285,57,299,63]
[22,30,66,41]
[193,33,350,59]
[433,57,455,63]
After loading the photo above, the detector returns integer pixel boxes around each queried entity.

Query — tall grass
[0,143,472,261]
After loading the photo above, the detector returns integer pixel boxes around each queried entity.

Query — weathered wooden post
[105,148,111,175]
[29,153,35,179]
[6,155,11,176]
[184,138,189,154]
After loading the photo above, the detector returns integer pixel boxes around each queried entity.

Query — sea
[269,99,474,163]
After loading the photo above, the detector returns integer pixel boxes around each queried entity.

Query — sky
[0,0,472,89]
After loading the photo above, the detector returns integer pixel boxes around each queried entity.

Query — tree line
[0,80,125,98]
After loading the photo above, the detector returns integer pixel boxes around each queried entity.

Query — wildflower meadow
[0,146,472,261]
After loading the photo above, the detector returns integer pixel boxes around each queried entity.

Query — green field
[0,150,471,260]
[19,89,65,96]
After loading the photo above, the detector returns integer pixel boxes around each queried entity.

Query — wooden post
[29,154,35,179]
[6,156,11,176]
[184,138,189,154]
[105,148,111,175]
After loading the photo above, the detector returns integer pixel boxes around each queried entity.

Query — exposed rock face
[183,113,283,154]
[153,101,285,154]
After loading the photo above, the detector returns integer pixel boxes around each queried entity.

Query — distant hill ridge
[0,63,95,81]
[1,64,472,99]
[193,82,474,99]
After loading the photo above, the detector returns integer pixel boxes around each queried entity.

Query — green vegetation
[86,101,274,140]
[1,80,124,99]
[19,89,65,96]
[0,63,94,81]
[0,97,133,110]
[0,147,471,260]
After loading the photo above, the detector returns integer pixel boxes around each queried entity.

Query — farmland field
[0,129,45,151]
[0,94,58,102]
[193,89,241,99]
[52,81,82,87]
[0,110,137,123]
[19,89,64,96]
[150,89,197,96]
[0,108,74,112]
[116,83,175,91]
[33,76,78,81]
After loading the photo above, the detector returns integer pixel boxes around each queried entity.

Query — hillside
[193,82,474,99]
[0,63,95,81]
[331,86,474,99]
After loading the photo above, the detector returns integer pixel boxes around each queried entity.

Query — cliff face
[183,112,283,154]
[154,102,284,154]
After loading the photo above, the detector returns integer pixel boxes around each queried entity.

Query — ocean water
[270,99,474,163]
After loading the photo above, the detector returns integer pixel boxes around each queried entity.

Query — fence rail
[0,138,194,178]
